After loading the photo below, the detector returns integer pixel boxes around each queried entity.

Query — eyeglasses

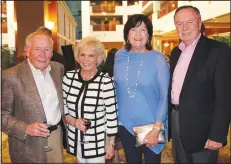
[31,47,53,53]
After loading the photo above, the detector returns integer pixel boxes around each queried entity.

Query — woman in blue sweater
[114,14,170,163]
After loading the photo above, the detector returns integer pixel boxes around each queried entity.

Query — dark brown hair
[124,14,153,51]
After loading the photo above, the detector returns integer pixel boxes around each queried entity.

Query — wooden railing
[92,4,115,13]
[92,24,116,31]
[158,1,178,19]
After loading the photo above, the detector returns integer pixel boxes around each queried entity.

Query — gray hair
[174,5,201,20]
[25,31,54,46]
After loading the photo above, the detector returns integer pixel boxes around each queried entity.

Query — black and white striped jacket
[62,69,118,158]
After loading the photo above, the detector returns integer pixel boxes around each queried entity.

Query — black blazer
[169,35,231,153]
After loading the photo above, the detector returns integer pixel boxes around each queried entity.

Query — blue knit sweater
[114,48,170,154]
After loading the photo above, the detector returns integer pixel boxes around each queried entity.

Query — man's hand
[204,139,222,150]
[25,122,50,138]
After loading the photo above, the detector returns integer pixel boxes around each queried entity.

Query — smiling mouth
[134,39,142,41]
[83,63,91,66]
[38,60,47,63]
[183,32,191,35]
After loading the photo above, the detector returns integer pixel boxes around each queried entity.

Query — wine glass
[80,119,92,144]
[43,120,52,152]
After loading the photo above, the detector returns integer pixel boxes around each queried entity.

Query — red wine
[85,121,91,130]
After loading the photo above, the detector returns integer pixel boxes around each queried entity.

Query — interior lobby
[1,1,231,163]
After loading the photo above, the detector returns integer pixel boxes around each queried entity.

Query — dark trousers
[119,125,161,164]
[171,109,219,163]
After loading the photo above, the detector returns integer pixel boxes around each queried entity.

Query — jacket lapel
[180,36,207,97]
[170,47,181,77]
[19,61,46,119]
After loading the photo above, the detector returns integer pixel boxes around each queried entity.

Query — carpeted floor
[2,126,230,163]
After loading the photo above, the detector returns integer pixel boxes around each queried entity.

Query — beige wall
[57,1,77,55]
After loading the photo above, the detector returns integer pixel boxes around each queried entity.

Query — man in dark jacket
[169,5,231,163]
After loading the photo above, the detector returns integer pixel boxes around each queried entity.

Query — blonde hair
[75,36,105,66]
[25,31,54,46]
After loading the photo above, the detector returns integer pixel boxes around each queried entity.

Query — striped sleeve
[103,75,118,136]
[62,71,74,116]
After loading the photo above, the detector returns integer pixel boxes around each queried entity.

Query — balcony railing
[158,1,178,19]
[92,4,115,13]
[92,24,117,31]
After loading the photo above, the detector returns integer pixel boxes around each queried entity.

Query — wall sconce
[11,21,17,31]
[157,39,160,47]
[164,42,169,47]
[45,21,55,30]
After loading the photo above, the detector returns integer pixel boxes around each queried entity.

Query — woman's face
[77,46,98,72]
[128,22,149,50]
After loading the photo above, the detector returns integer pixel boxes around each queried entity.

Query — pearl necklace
[125,55,143,98]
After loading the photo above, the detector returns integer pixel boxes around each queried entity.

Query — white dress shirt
[28,59,61,125]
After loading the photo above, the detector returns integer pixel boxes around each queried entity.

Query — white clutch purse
[133,124,167,147]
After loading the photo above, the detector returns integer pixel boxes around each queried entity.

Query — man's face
[174,8,202,45]
[26,35,53,73]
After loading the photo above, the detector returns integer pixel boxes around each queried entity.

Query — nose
[38,49,47,58]
[136,31,141,36]
[182,23,189,30]
[38,49,47,54]
[83,55,89,62]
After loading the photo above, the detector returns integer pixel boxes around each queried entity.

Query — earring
[127,39,130,44]
[146,40,149,45]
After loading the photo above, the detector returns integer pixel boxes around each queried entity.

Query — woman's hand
[105,145,115,160]
[143,128,160,147]
[75,118,86,132]
[65,115,86,132]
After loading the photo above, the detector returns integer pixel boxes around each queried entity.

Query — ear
[198,20,202,31]
[97,56,101,66]
[24,45,30,57]
[76,56,80,64]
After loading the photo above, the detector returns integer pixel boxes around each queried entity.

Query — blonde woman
[62,36,118,163]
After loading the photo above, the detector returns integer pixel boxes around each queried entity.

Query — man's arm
[1,74,28,141]
[209,44,231,146]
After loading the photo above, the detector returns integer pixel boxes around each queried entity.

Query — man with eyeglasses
[169,6,231,163]
[36,26,68,74]
[2,31,64,163]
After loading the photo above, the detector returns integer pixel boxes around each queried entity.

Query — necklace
[125,55,143,98]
